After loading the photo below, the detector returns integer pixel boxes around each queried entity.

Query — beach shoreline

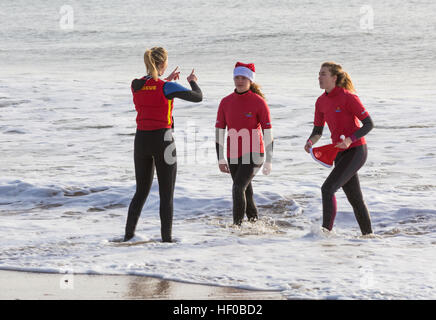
[0,270,285,300]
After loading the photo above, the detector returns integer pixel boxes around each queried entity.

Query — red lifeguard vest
[132,77,174,130]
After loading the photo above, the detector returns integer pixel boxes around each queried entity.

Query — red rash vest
[314,86,369,148]
[216,90,272,159]
[132,78,174,131]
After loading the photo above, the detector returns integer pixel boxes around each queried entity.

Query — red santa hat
[233,62,255,82]
[310,143,340,168]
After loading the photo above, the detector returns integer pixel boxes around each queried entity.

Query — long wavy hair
[321,61,356,93]
[250,82,265,99]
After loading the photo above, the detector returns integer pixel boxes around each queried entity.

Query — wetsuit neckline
[325,86,341,97]
[234,89,250,95]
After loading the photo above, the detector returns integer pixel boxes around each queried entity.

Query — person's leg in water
[244,182,258,222]
[228,165,258,221]
[154,132,177,242]
[245,153,264,222]
[321,145,368,233]
[124,152,155,241]
[228,156,261,226]
[342,172,372,235]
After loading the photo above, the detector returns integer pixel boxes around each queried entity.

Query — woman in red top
[215,62,273,226]
[304,62,374,235]
[124,47,202,242]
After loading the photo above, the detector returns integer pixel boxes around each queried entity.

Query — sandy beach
[0,270,285,300]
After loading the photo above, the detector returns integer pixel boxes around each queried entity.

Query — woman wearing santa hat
[215,62,273,226]
[304,62,374,235]
[124,47,203,243]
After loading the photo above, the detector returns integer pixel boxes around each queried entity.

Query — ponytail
[336,71,355,93]
[144,47,168,80]
[321,62,356,93]
[250,82,266,99]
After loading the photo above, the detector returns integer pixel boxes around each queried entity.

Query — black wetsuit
[124,78,202,242]
[309,116,374,235]
[322,145,372,234]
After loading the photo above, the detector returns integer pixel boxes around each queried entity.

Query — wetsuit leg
[124,129,177,242]
[245,182,258,221]
[228,162,241,224]
[321,145,367,232]
[342,173,373,235]
[228,156,261,225]
[124,137,155,241]
[154,135,177,243]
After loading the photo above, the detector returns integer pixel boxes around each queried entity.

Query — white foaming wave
[0,179,130,214]
[0,178,289,220]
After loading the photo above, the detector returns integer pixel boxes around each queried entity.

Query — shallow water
[1,0,436,299]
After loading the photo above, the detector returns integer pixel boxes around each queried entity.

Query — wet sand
[0,270,285,300]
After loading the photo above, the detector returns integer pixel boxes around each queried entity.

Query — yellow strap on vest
[167,100,172,125]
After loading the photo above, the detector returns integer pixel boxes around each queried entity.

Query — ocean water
[1,0,435,299]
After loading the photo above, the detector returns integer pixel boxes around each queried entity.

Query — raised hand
[335,137,352,149]
[164,66,180,81]
[218,159,230,174]
[304,139,313,153]
[262,162,272,175]
[187,69,197,83]
[335,135,351,149]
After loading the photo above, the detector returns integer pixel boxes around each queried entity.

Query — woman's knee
[347,194,366,209]
[132,188,148,201]
[232,183,246,195]
[321,183,335,198]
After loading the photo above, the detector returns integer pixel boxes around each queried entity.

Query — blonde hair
[250,82,265,99]
[321,61,356,93]
[144,47,168,80]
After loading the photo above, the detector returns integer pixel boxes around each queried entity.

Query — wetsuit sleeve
[215,100,226,129]
[163,81,203,102]
[313,100,325,127]
[308,125,324,144]
[263,129,274,163]
[215,128,226,162]
[346,94,373,141]
[351,116,374,141]
[215,100,227,161]
[309,100,325,145]
[258,100,272,130]
[257,100,273,162]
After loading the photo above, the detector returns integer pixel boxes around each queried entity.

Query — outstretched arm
[164,81,203,102]
[163,70,202,102]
